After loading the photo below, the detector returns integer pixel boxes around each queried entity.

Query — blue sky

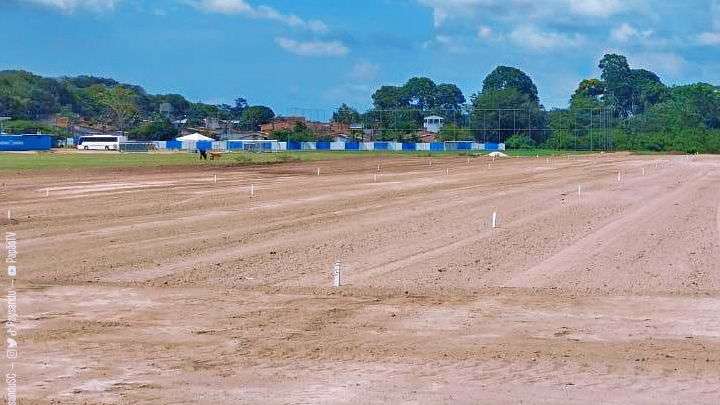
[1,0,719,118]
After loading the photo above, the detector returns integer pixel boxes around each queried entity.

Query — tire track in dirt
[348,206,567,284]
[340,158,683,287]
[96,163,604,285]
[503,168,713,288]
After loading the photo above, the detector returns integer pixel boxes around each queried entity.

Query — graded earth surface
[3,152,720,404]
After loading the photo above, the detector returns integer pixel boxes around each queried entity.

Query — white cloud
[567,0,632,18]
[509,25,585,52]
[693,0,720,45]
[193,0,329,33]
[348,62,380,81]
[323,83,373,109]
[18,0,119,12]
[275,37,348,56]
[433,8,449,28]
[697,31,720,45]
[417,0,645,27]
[423,34,467,53]
[610,23,653,43]
[477,25,492,39]
[628,52,685,78]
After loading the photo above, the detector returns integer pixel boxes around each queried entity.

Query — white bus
[77,135,126,150]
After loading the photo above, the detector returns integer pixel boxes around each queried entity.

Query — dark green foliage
[271,121,314,142]
[470,88,545,144]
[1,119,56,134]
[368,77,466,134]
[332,103,361,125]
[505,133,535,149]
[597,54,668,116]
[482,66,539,104]
[436,124,472,142]
[241,106,275,130]
[0,70,273,139]
[128,118,179,141]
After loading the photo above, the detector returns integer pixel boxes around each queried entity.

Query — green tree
[436,124,471,141]
[482,66,539,104]
[403,77,437,110]
[505,133,535,149]
[629,69,666,114]
[597,54,666,116]
[2,120,56,134]
[128,118,179,141]
[241,106,275,130]
[332,103,361,125]
[435,83,466,110]
[599,54,632,114]
[93,85,139,133]
[272,120,314,142]
[470,67,545,144]
[372,85,408,109]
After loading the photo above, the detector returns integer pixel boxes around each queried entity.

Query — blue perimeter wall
[0,135,52,151]
[151,140,505,152]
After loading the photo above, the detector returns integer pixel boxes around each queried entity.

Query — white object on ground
[333,260,341,287]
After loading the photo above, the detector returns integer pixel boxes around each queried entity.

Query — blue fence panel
[166,140,182,150]
[485,143,500,151]
[457,142,472,150]
[345,142,360,150]
[0,135,52,151]
[374,142,388,150]
[196,141,212,151]
[430,142,445,151]
[315,142,331,150]
[402,143,416,151]
[227,141,243,150]
[286,141,301,150]
[262,142,273,151]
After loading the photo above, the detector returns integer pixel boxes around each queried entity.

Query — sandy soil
[2,152,720,404]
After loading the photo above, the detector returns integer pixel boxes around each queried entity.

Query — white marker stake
[46,188,49,197]
[333,260,341,287]
[546,158,550,164]
[317,167,320,176]
[618,171,622,182]
[493,156,495,162]
[446,167,449,175]
[492,212,497,228]
[6,210,10,220]
[214,175,217,183]
[578,185,581,196]
[467,157,470,164]
[377,164,380,171]
[642,167,645,175]
[536,154,539,159]
[251,184,255,197]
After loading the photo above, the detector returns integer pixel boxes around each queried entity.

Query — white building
[423,116,445,133]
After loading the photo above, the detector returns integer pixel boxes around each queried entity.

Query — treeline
[0,70,275,140]
[331,54,720,152]
[2,53,720,152]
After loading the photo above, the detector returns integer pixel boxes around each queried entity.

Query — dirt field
[3,152,720,404]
